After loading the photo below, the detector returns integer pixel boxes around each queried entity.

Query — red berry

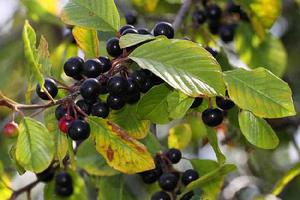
[58,116,74,133]
[3,122,19,137]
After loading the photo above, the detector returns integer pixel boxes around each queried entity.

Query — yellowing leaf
[36,0,58,15]
[132,0,160,12]
[168,123,192,150]
[72,26,100,58]
[88,116,155,174]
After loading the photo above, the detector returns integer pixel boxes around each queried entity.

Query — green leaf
[119,34,155,48]
[235,23,287,77]
[109,104,150,139]
[44,107,68,165]
[167,90,194,120]
[129,38,225,97]
[87,116,155,174]
[207,128,226,164]
[44,170,88,200]
[16,117,55,173]
[72,26,100,58]
[9,145,26,175]
[77,139,119,176]
[224,68,295,118]
[238,110,279,149]
[137,84,172,124]
[61,0,120,32]
[37,36,51,76]
[168,123,192,150]
[140,132,162,155]
[98,175,135,200]
[191,159,229,200]
[186,115,207,144]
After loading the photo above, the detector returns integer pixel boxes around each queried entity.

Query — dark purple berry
[36,78,58,100]
[82,59,102,78]
[68,120,90,141]
[106,37,122,57]
[107,95,125,110]
[202,108,224,127]
[153,22,174,39]
[166,148,182,164]
[181,169,199,185]
[190,97,203,108]
[63,57,84,78]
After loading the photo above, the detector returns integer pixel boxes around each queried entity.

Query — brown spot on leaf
[107,146,114,162]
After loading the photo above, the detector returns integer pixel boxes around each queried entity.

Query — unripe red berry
[3,122,19,137]
[58,116,74,134]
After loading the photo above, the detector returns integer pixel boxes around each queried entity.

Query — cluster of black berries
[36,167,73,197]
[192,0,249,43]
[139,148,199,200]
[189,93,235,127]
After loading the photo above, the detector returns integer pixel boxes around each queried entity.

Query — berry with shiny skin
[153,22,174,39]
[59,116,74,133]
[158,173,179,191]
[63,57,84,78]
[151,191,171,200]
[206,4,222,20]
[106,37,122,57]
[138,28,151,35]
[107,76,129,95]
[140,79,153,93]
[82,59,102,78]
[202,108,224,127]
[36,166,55,182]
[119,24,135,35]
[80,78,101,100]
[180,191,194,200]
[208,20,220,35]
[36,78,58,100]
[55,105,67,120]
[140,158,163,184]
[127,77,140,95]
[125,12,137,25]
[126,93,141,104]
[91,103,109,118]
[55,172,72,186]
[55,185,73,197]
[68,120,90,141]
[192,10,206,25]
[181,170,199,185]
[166,148,182,164]
[98,56,111,73]
[216,96,235,110]
[205,47,218,58]
[3,122,18,137]
[190,97,203,108]
[121,28,139,35]
[131,70,147,87]
[107,95,125,110]
[76,99,91,115]
[219,25,235,43]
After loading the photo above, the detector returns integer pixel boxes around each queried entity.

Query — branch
[172,0,193,32]
[9,180,39,200]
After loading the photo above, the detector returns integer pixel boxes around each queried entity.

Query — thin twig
[172,0,193,32]
[9,180,39,200]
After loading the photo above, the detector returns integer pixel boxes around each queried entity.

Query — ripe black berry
[208,20,220,35]
[68,120,90,141]
[36,78,58,100]
[80,78,100,100]
[55,172,72,187]
[125,12,137,25]
[180,191,194,200]
[107,95,125,110]
[202,108,224,127]
[206,4,222,20]
[98,56,111,73]
[63,57,84,78]
[151,191,171,200]
[181,169,199,185]
[82,59,102,78]
[153,22,174,39]
[227,2,241,13]
[121,28,139,35]
[127,78,140,95]
[91,102,109,118]
[140,170,159,184]
[138,28,151,35]
[219,25,235,43]
[76,99,91,115]
[106,37,122,57]
[192,10,206,25]
[55,185,73,197]
[36,166,55,182]
[190,97,203,108]
[159,173,179,191]
[216,96,235,110]
[55,105,67,120]
[126,93,141,104]
[205,47,218,58]
[107,76,129,95]
[166,148,182,164]
[119,24,135,35]
[131,70,147,87]
[140,79,153,93]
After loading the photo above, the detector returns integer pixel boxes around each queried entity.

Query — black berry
[55,185,73,197]
[119,24,135,35]
[190,97,203,108]
[63,57,83,78]
[55,172,72,187]
[166,148,182,164]
[202,108,224,127]
[36,78,58,100]
[106,37,122,57]
[55,105,67,120]
[219,25,235,43]
[138,28,151,35]
[216,96,235,110]
[126,93,141,104]
[208,20,220,35]
[82,59,102,78]
[192,10,206,25]
[151,191,171,200]
[98,56,111,73]
[125,12,137,25]
[107,76,129,95]
[121,28,139,35]
[180,191,194,200]
[153,22,174,39]
[68,120,90,141]
[91,102,109,118]
[181,169,199,185]
[76,99,91,115]
[158,173,178,191]
[36,166,55,182]
[140,79,153,93]
[107,95,125,110]
[131,70,147,87]
[127,77,140,95]
[80,78,100,100]
[206,4,222,20]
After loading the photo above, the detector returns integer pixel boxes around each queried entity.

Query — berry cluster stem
[173,0,192,31]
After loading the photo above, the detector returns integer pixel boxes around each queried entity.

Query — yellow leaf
[132,0,160,12]
[0,175,12,199]
[72,26,100,58]
[168,123,192,150]
[88,117,155,174]
[36,0,59,15]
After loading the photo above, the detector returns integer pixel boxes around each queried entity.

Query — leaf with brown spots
[87,116,155,174]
